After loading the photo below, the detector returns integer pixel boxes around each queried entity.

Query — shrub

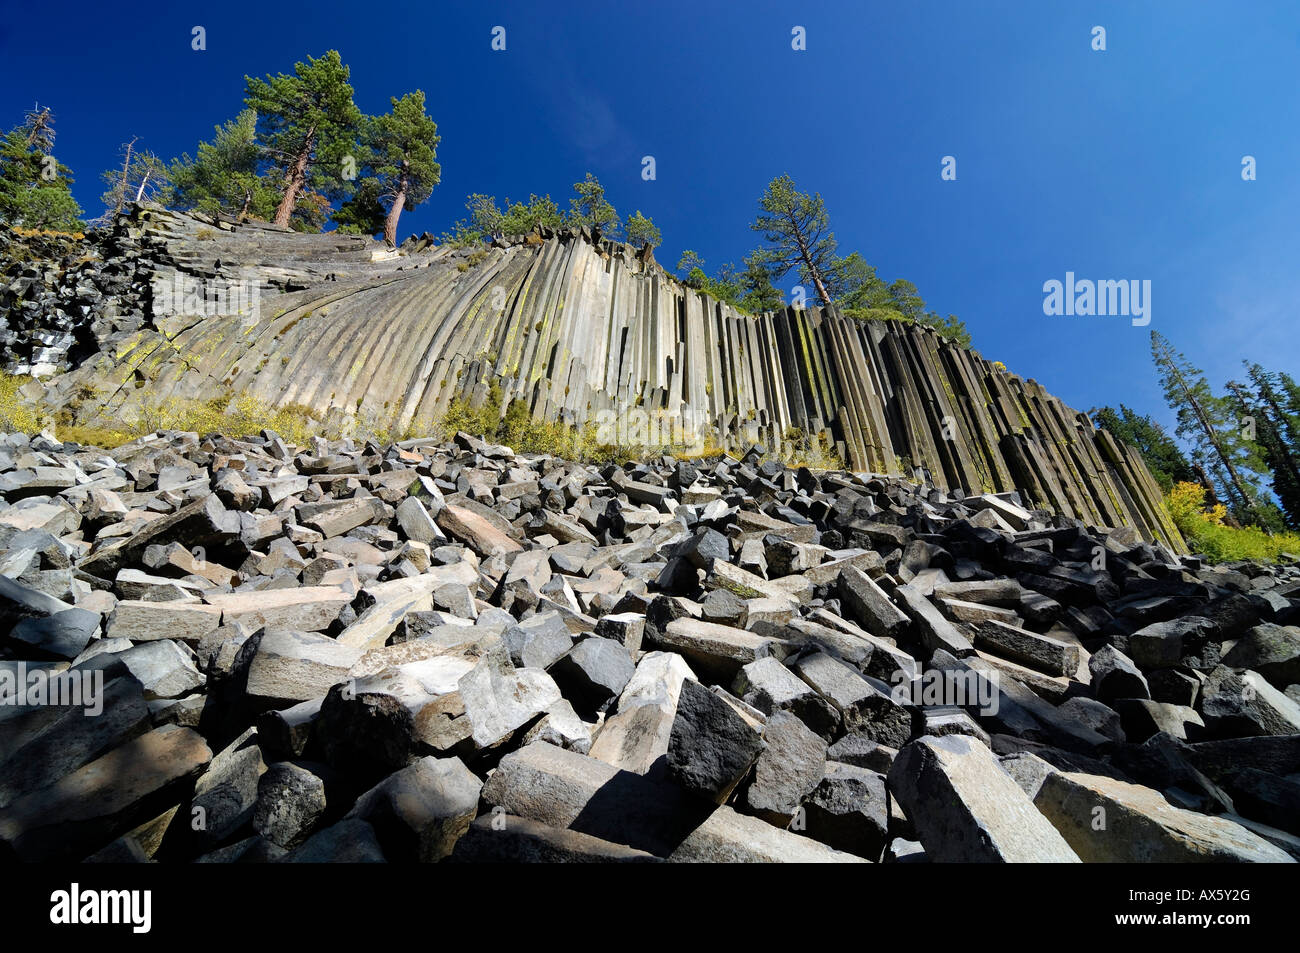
[1166,481,1300,563]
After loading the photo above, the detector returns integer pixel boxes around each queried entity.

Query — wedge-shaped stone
[481,740,710,856]
[803,761,889,860]
[895,584,974,657]
[1033,770,1295,863]
[793,652,911,747]
[1222,623,1300,690]
[297,496,388,538]
[667,805,867,863]
[451,814,662,862]
[1199,666,1300,737]
[654,617,786,681]
[838,566,908,640]
[745,711,826,825]
[589,651,694,774]
[888,735,1081,862]
[322,642,560,767]
[81,494,239,576]
[732,655,840,739]
[191,728,266,849]
[435,504,522,557]
[971,619,1080,677]
[7,606,99,660]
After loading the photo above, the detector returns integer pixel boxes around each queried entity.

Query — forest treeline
[0,51,969,344]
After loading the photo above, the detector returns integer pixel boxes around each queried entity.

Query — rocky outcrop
[11,205,1180,549]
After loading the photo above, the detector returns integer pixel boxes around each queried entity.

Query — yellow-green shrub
[1165,481,1300,563]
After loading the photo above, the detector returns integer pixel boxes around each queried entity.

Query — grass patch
[0,373,324,449]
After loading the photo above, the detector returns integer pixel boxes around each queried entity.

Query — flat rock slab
[655,617,787,682]
[451,814,662,863]
[481,741,710,856]
[667,805,867,863]
[107,600,223,644]
[234,627,363,709]
[436,504,522,557]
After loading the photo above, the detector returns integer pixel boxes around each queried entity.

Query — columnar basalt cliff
[9,205,1181,549]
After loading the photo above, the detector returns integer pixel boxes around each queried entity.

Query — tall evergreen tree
[1235,366,1300,528]
[167,110,280,221]
[364,91,440,245]
[243,51,362,228]
[749,174,838,306]
[0,106,83,230]
[1150,330,1267,523]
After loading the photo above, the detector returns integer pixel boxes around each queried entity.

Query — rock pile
[0,220,153,378]
[0,427,1295,863]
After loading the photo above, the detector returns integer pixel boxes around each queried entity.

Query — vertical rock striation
[18,205,1180,549]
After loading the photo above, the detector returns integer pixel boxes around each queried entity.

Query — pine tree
[569,173,620,237]
[167,110,280,221]
[1237,364,1300,528]
[624,210,661,248]
[99,138,170,219]
[243,51,362,228]
[1150,330,1267,523]
[749,174,838,306]
[0,106,83,231]
[362,91,441,245]
[739,254,784,314]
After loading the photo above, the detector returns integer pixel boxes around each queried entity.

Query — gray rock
[802,761,889,859]
[887,735,1080,862]
[667,678,764,805]
[1033,769,1295,863]
[253,760,330,848]
[347,755,481,861]
[745,711,826,825]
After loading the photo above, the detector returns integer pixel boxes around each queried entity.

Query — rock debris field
[0,427,1297,863]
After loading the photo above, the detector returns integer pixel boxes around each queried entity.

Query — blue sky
[3,0,1298,437]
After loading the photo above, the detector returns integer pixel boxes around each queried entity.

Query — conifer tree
[243,51,362,227]
[1150,330,1266,523]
